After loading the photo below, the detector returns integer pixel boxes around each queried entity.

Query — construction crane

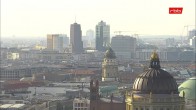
[180,25,195,42]
[183,25,195,37]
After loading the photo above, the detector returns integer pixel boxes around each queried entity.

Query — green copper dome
[178,77,196,100]
[105,47,116,59]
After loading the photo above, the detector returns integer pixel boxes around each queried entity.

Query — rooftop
[0,104,25,109]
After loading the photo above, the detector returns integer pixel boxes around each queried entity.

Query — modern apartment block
[47,34,64,52]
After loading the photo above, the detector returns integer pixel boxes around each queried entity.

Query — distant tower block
[96,21,110,51]
[70,22,83,54]
[102,47,118,82]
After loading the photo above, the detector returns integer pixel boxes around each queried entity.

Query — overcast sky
[1,0,195,38]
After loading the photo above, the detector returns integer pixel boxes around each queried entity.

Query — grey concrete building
[111,35,136,59]
[70,23,83,54]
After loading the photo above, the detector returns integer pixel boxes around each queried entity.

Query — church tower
[90,79,99,100]
[102,47,118,82]
[90,79,100,110]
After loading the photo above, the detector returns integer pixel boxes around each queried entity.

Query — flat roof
[0,104,13,108]
[0,104,25,108]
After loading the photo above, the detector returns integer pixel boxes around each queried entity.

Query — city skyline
[1,0,195,38]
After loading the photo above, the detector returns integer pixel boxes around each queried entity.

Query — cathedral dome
[132,51,179,94]
[105,47,116,59]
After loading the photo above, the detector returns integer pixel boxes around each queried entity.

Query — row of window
[74,103,88,107]
[127,104,184,110]
[74,108,88,110]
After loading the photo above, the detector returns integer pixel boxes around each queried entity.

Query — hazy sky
[1,0,195,38]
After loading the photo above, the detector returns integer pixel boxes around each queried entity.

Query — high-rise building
[47,34,63,52]
[62,34,69,48]
[70,23,83,54]
[111,35,136,59]
[86,29,95,48]
[96,21,110,51]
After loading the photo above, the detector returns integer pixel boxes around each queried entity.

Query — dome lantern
[149,51,160,69]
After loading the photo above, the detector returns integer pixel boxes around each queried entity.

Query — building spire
[74,15,76,23]
[149,50,161,69]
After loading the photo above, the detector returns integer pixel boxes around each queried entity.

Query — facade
[47,34,63,52]
[86,29,95,48]
[62,34,69,48]
[111,35,136,59]
[126,52,185,110]
[0,67,44,81]
[70,23,83,54]
[73,98,90,110]
[0,69,20,80]
[102,47,118,82]
[135,50,167,61]
[95,21,110,51]
[7,52,19,60]
[36,50,73,62]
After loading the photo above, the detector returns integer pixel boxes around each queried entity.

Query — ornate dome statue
[104,47,116,59]
[132,51,179,94]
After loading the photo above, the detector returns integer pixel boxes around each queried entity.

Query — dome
[105,47,116,59]
[132,51,178,94]
[178,77,196,100]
